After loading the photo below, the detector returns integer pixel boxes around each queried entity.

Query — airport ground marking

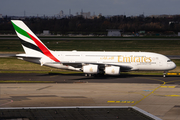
[132,78,166,106]
[0,99,13,107]
[165,80,180,84]
[165,95,180,97]
[143,90,153,92]
[161,86,175,88]
[107,92,145,104]
[132,78,180,106]
[107,100,135,103]
[167,73,178,75]
[153,93,180,97]
[167,73,180,76]
[155,80,180,97]
[108,78,180,105]
[107,101,115,103]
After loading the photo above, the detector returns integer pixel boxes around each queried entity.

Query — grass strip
[0,81,55,83]
[1,39,180,55]
[0,71,50,74]
[0,70,83,74]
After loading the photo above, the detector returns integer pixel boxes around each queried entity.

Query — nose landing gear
[163,71,168,78]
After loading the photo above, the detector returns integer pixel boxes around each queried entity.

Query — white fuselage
[34,51,176,73]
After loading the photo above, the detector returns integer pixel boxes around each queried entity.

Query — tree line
[1,15,180,35]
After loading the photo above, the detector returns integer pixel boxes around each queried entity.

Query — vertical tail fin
[11,20,60,62]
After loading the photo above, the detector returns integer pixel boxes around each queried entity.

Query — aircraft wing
[44,61,132,72]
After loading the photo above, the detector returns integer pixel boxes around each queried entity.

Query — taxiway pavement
[0,73,180,120]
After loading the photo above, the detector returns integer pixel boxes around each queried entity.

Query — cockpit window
[167,60,171,62]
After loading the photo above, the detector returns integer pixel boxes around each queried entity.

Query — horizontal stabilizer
[16,54,42,59]
[0,54,16,58]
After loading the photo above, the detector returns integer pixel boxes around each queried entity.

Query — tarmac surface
[0,73,180,120]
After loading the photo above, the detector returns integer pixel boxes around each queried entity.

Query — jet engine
[83,65,99,74]
[105,66,120,75]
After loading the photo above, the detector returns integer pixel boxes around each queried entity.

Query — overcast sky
[1,0,180,16]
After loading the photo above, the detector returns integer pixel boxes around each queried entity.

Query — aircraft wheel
[163,74,166,78]
[85,74,92,77]
[163,71,167,78]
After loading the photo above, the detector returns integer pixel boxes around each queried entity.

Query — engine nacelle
[83,65,99,74]
[105,66,120,75]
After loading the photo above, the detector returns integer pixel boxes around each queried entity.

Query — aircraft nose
[167,61,176,70]
[172,62,176,69]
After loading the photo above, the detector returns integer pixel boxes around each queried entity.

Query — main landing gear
[85,74,92,77]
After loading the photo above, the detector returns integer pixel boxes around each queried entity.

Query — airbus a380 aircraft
[11,20,176,77]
